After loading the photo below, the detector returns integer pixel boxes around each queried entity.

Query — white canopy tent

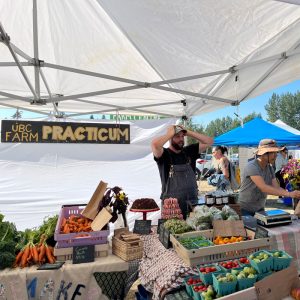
[0,0,300,118]
[1,0,300,230]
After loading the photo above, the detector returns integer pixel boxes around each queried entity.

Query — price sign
[157,219,166,234]
[254,225,269,239]
[133,220,151,235]
[73,245,95,264]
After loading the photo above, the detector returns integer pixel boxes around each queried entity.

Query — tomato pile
[239,257,250,264]
[193,285,208,293]
[199,266,218,273]
[186,277,202,285]
[218,260,240,269]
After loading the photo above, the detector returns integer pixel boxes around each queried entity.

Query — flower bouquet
[282,159,300,210]
[282,158,300,190]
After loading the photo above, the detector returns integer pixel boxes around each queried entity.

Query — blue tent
[214,118,300,146]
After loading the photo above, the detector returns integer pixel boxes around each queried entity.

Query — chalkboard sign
[37,261,65,270]
[158,224,171,249]
[157,219,166,234]
[73,245,95,264]
[254,225,269,239]
[133,220,152,234]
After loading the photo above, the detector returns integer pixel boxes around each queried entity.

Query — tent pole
[0,24,38,100]
[32,0,41,99]
[0,102,51,116]
[39,68,61,116]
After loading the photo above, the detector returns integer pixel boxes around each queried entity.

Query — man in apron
[151,125,214,219]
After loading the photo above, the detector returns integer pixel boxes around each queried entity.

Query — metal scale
[254,209,292,227]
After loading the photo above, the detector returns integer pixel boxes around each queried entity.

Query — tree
[265,91,300,130]
[11,109,22,119]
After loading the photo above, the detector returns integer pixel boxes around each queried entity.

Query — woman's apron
[162,154,198,219]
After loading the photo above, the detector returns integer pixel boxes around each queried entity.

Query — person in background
[151,125,214,219]
[239,139,300,216]
[212,146,230,179]
[275,147,288,190]
[288,154,293,160]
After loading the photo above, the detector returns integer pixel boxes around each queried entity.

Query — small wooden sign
[254,225,269,239]
[73,245,95,264]
[213,220,247,237]
[133,220,151,235]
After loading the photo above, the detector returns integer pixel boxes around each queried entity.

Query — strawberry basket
[54,205,109,248]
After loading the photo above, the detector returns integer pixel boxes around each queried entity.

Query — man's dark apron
[162,154,198,219]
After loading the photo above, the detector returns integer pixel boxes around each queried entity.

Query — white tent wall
[0,118,176,230]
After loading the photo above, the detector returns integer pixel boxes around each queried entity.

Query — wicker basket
[112,228,143,261]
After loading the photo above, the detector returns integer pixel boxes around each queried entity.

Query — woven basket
[112,229,143,261]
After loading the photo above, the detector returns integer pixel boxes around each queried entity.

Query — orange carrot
[32,245,39,263]
[20,246,30,268]
[38,244,46,263]
[45,246,55,264]
[13,250,24,267]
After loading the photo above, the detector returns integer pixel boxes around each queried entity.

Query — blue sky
[193,80,300,127]
[0,80,299,122]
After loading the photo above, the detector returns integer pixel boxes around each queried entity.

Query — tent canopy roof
[1,0,300,118]
[214,117,300,146]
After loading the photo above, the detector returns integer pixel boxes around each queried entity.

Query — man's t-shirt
[239,159,275,213]
[154,143,200,197]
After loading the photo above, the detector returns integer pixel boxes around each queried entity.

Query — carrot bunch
[13,234,56,268]
[60,214,92,234]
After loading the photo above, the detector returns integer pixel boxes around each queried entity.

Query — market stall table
[264,218,300,271]
[0,254,128,300]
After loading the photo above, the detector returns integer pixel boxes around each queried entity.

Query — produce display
[186,205,239,231]
[161,198,183,219]
[163,219,193,234]
[218,260,240,270]
[130,198,159,210]
[213,235,248,245]
[60,215,92,234]
[179,236,213,249]
[231,266,257,279]
[291,287,300,300]
[0,212,58,269]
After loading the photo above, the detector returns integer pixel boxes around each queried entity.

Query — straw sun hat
[254,139,285,155]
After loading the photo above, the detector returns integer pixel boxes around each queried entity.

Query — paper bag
[255,265,299,300]
[213,220,247,238]
[81,180,108,220]
[91,206,112,231]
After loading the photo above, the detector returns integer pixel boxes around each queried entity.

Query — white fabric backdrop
[0,118,175,230]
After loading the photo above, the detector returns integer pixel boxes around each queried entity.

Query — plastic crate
[269,250,293,271]
[183,275,202,297]
[170,230,271,267]
[54,205,109,248]
[198,265,222,285]
[212,273,237,296]
[248,250,273,273]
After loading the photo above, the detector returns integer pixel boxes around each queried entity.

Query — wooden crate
[54,243,109,261]
[112,229,143,261]
[170,229,272,267]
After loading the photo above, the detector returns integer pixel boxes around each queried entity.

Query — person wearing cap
[151,125,214,219]
[275,147,288,190]
[239,139,300,216]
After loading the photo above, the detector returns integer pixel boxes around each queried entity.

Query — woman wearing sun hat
[239,139,300,216]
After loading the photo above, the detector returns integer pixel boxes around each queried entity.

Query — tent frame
[1,1,300,119]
